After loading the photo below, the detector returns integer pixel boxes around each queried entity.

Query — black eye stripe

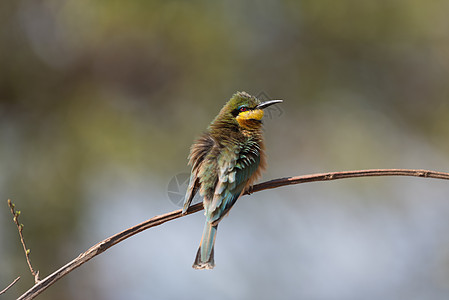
[231,109,240,117]
[231,106,255,117]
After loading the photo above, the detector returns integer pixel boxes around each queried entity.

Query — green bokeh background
[1,1,449,299]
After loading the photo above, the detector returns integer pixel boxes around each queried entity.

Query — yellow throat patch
[236,109,264,128]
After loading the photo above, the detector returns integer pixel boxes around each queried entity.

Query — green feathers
[183,91,282,269]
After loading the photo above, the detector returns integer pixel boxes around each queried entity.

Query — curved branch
[17,168,449,300]
[245,169,449,194]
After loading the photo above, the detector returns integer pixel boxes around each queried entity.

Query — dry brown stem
[0,276,20,296]
[8,199,40,283]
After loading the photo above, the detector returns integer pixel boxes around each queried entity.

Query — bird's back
[191,127,265,223]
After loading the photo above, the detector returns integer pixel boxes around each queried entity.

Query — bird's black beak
[257,100,283,109]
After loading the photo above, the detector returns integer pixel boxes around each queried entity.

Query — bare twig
[17,168,449,300]
[8,199,40,283]
[0,276,20,296]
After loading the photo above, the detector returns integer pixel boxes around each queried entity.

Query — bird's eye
[239,106,248,112]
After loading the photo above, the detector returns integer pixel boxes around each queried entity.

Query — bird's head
[215,92,282,130]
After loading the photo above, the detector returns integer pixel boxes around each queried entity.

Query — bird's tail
[193,222,218,269]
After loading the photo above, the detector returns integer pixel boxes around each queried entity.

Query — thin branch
[245,169,449,194]
[0,276,20,296]
[17,168,449,300]
[8,199,40,283]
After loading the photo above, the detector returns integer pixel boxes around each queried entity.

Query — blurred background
[1,0,449,299]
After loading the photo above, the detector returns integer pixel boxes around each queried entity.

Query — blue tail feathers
[193,222,218,269]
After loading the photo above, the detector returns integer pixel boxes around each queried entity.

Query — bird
[182,91,282,269]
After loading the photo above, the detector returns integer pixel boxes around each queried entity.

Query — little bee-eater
[182,91,282,269]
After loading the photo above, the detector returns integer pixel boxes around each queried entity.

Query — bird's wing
[182,134,214,213]
[207,140,261,223]
[182,172,200,213]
